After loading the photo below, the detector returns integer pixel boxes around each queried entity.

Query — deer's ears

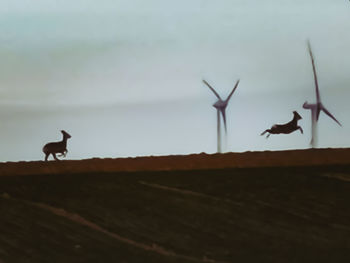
[61,130,72,138]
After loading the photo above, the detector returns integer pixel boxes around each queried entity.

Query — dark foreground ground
[1,165,350,263]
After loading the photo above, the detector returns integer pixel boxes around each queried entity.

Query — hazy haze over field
[0,0,349,161]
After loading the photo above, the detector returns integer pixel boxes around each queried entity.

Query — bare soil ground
[0,148,350,263]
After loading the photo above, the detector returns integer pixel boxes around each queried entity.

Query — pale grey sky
[0,0,349,161]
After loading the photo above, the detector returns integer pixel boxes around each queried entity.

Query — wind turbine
[203,79,240,153]
[303,41,342,147]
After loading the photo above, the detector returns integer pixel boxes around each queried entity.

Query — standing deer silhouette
[43,130,71,161]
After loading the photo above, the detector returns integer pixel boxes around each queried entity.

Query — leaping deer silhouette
[261,111,303,138]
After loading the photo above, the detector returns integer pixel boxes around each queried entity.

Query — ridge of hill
[1,148,350,176]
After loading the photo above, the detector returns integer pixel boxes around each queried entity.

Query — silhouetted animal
[43,130,71,161]
[261,111,303,138]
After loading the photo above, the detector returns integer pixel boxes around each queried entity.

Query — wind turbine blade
[203,79,222,100]
[321,106,342,126]
[311,108,317,124]
[225,79,240,103]
[316,106,321,121]
[307,41,321,103]
[221,109,227,134]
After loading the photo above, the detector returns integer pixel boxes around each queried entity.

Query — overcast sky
[0,0,349,161]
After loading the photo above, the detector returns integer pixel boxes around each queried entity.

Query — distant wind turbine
[203,79,240,153]
[303,41,342,147]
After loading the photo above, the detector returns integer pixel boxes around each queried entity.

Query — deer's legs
[298,126,304,134]
[44,153,49,161]
[52,153,60,161]
[261,129,271,138]
[58,149,68,157]
[260,130,268,136]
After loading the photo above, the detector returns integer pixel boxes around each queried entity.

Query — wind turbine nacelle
[213,100,227,109]
[303,101,312,109]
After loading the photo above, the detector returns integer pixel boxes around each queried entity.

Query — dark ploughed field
[0,148,350,263]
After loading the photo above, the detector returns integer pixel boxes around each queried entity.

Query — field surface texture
[1,150,350,262]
